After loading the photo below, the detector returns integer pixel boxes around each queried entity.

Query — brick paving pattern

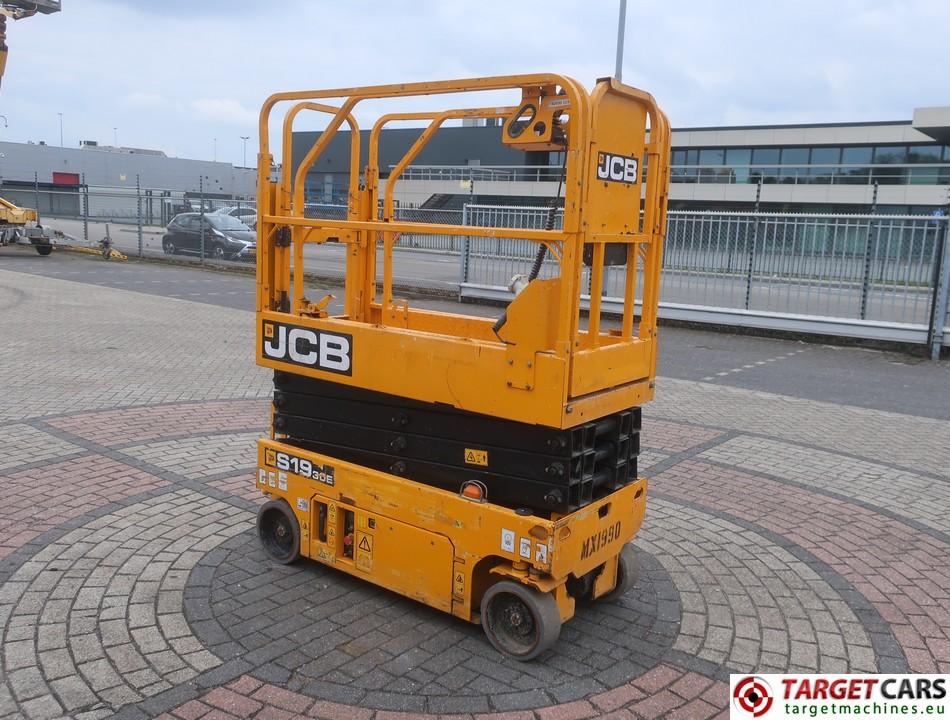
[0,267,947,718]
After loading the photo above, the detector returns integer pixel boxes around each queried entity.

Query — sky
[0,0,947,167]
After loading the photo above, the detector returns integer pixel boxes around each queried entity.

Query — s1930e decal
[262,320,352,375]
[596,152,639,184]
[264,448,335,486]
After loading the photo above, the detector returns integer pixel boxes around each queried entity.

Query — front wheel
[601,543,640,602]
[163,239,177,255]
[480,580,561,661]
[35,245,53,256]
[211,243,226,260]
[257,499,300,565]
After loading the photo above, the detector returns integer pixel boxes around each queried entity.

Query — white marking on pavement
[701,348,807,384]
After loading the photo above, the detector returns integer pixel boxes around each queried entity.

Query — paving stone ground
[0,267,948,719]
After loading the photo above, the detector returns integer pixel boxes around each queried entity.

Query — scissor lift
[254,74,669,660]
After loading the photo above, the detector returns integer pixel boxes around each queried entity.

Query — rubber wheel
[480,580,560,661]
[601,543,639,602]
[163,239,176,255]
[256,499,300,565]
[35,245,53,256]
[211,243,226,260]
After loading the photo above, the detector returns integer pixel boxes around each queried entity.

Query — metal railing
[458,204,950,354]
[14,178,946,353]
[0,178,256,259]
[395,165,568,182]
[670,163,950,186]
[393,163,950,186]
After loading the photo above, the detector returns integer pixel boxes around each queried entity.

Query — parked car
[162,213,255,260]
[214,205,258,230]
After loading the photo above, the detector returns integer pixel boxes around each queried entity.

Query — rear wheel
[257,499,300,565]
[163,239,177,255]
[35,245,53,256]
[601,543,639,602]
[480,580,560,660]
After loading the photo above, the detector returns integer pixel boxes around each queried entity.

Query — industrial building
[292,106,950,214]
[0,139,256,218]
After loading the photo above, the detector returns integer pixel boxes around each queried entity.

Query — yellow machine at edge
[254,74,670,660]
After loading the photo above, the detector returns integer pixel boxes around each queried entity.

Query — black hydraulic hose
[492,152,568,339]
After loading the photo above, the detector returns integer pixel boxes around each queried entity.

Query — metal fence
[0,178,256,259]
[14,179,948,354]
[458,205,950,356]
[396,163,950,186]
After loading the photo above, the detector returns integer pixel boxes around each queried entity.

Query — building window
[809,147,840,184]
[906,145,941,163]
[780,148,809,165]
[873,146,907,164]
[750,148,780,184]
[725,148,752,183]
[698,148,725,165]
[810,147,841,165]
[841,146,873,164]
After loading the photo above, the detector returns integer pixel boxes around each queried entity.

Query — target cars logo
[730,674,946,718]
[733,676,773,718]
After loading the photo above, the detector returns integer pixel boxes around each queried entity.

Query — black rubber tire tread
[601,543,639,602]
[35,245,53,256]
[256,498,301,565]
[480,579,561,661]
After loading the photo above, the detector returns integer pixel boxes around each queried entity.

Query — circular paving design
[187,530,680,712]
[0,384,943,718]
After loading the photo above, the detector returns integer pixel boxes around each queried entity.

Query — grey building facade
[0,141,256,196]
[292,107,950,213]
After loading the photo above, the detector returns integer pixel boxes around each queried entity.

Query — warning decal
[464,448,489,467]
[356,532,374,572]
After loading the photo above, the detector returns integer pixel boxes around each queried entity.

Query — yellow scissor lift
[254,74,670,660]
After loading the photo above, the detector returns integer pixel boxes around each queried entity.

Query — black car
[162,213,256,260]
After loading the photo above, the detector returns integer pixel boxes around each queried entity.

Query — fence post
[744,179,763,309]
[928,215,950,360]
[199,176,205,262]
[136,174,143,257]
[459,204,470,287]
[859,182,880,319]
[33,172,39,215]
[81,173,89,244]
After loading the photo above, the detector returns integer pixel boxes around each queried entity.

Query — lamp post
[213,137,217,163]
[113,127,118,146]
[57,112,63,147]
[615,0,627,81]
[240,135,250,168]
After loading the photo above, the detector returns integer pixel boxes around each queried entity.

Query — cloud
[1,0,948,166]
[190,99,259,127]
[124,92,165,108]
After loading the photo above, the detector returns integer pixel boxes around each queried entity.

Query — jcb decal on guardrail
[596,152,639,184]
[262,320,352,375]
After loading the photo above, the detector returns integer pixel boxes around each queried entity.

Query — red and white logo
[733,675,774,718]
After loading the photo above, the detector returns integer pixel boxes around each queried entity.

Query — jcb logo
[596,152,639,185]
[580,521,622,560]
[262,321,352,375]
